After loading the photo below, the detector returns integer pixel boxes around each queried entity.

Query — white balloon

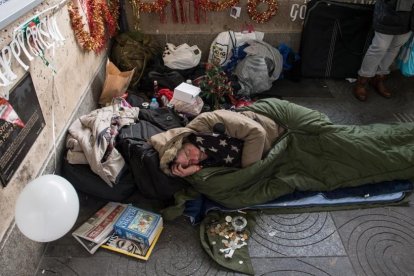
[15,174,79,242]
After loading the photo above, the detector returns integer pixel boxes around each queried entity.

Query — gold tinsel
[199,0,240,12]
[68,0,118,52]
[129,0,170,13]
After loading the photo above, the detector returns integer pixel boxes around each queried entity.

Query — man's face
[174,143,206,168]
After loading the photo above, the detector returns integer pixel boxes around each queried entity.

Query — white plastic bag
[208,31,264,66]
[163,43,202,70]
[170,96,204,117]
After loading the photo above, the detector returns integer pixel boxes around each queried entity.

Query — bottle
[153,80,159,98]
[149,97,159,109]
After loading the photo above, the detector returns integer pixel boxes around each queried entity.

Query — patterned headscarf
[188,133,243,168]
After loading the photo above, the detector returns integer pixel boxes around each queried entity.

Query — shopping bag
[99,59,135,106]
[163,43,202,70]
[397,34,414,77]
[208,30,264,67]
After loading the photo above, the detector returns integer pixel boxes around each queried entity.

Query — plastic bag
[170,96,204,117]
[208,30,264,67]
[397,34,414,77]
[163,43,202,70]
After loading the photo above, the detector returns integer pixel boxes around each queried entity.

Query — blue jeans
[358,31,412,77]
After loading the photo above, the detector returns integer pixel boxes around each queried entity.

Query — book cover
[72,202,127,254]
[114,205,163,246]
[101,227,163,261]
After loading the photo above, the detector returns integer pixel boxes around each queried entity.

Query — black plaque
[0,73,45,187]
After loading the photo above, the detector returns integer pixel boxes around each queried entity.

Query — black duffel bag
[116,120,188,202]
[300,0,374,78]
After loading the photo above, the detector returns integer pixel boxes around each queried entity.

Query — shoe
[370,74,392,98]
[353,76,370,101]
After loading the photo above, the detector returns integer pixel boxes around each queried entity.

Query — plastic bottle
[153,80,159,98]
[149,97,159,109]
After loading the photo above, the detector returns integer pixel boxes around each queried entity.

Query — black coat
[373,0,413,34]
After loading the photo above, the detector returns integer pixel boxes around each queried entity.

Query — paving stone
[251,257,356,276]
[249,212,346,257]
[331,204,414,276]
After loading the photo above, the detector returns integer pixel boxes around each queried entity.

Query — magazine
[72,202,127,254]
[114,205,163,246]
[101,227,163,261]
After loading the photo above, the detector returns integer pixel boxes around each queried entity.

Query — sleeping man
[149,98,414,209]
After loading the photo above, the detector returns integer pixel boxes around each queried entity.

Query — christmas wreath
[247,0,278,23]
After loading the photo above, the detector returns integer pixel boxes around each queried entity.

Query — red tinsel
[171,0,179,23]
[68,0,119,53]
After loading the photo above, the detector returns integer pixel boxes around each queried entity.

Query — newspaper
[72,202,127,254]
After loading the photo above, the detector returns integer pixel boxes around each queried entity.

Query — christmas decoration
[129,0,170,13]
[68,0,118,53]
[198,63,233,110]
[199,0,240,12]
[247,0,278,23]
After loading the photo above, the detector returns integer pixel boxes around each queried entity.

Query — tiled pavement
[35,71,414,275]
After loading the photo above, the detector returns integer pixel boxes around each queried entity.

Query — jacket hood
[149,127,195,175]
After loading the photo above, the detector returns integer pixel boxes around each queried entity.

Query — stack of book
[72,202,163,261]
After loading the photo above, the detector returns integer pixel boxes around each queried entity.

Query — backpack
[110,31,161,89]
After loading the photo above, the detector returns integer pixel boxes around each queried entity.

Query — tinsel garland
[247,0,278,23]
[199,0,239,12]
[68,0,118,52]
[130,0,170,13]
[108,0,121,25]
[171,0,179,23]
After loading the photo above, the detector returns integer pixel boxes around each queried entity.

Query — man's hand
[171,163,202,177]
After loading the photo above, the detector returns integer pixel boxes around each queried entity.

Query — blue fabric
[184,180,413,224]
[397,34,414,77]
[222,44,249,73]
[277,43,300,71]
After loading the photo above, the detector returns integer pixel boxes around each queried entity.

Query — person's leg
[369,31,412,98]
[358,32,394,77]
[353,32,394,101]
[376,31,412,75]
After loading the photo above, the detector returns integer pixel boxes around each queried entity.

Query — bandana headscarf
[188,133,243,168]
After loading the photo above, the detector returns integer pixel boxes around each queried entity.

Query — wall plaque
[0,73,45,187]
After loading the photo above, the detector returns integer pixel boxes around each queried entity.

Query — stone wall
[0,1,107,274]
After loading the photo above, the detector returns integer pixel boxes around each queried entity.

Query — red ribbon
[179,0,186,23]
[171,0,179,23]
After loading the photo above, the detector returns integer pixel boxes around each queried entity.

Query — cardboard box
[173,82,201,104]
